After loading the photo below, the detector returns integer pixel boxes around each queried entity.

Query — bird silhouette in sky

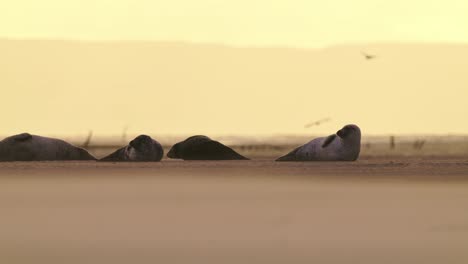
[361,51,377,60]
[304,118,331,128]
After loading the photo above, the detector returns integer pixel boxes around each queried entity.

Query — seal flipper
[204,141,249,160]
[275,146,301,162]
[321,134,337,148]
[188,140,249,160]
[211,141,249,160]
[13,133,33,142]
[99,147,127,162]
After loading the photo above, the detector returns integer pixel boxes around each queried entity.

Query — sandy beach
[1,157,468,264]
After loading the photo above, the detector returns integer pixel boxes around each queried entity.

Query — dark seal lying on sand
[167,135,249,160]
[0,133,96,161]
[276,124,361,161]
[100,135,163,162]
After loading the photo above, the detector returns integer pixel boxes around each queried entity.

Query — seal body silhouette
[100,135,163,162]
[0,133,96,161]
[276,124,361,161]
[167,135,248,160]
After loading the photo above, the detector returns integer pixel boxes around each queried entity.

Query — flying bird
[304,118,331,128]
[361,51,377,60]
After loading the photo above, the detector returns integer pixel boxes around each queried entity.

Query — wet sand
[1,157,468,264]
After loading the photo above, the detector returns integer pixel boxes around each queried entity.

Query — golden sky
[1,1,467,136]
[1,0,468,47]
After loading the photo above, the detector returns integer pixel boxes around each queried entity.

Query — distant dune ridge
[1,39,467,135]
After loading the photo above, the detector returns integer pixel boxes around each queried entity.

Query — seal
[276,124,361,161]
[100,135,163,162]
[167,135,249,160]
[0,133,96,161]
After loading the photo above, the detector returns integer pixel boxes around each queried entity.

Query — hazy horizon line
[2,37,468,50]
[2,132,468,138]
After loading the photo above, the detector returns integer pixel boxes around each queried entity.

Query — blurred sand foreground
[1,158,468,264]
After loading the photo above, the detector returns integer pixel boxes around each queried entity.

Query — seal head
[127,135,164,161]
[100,135,163,162]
